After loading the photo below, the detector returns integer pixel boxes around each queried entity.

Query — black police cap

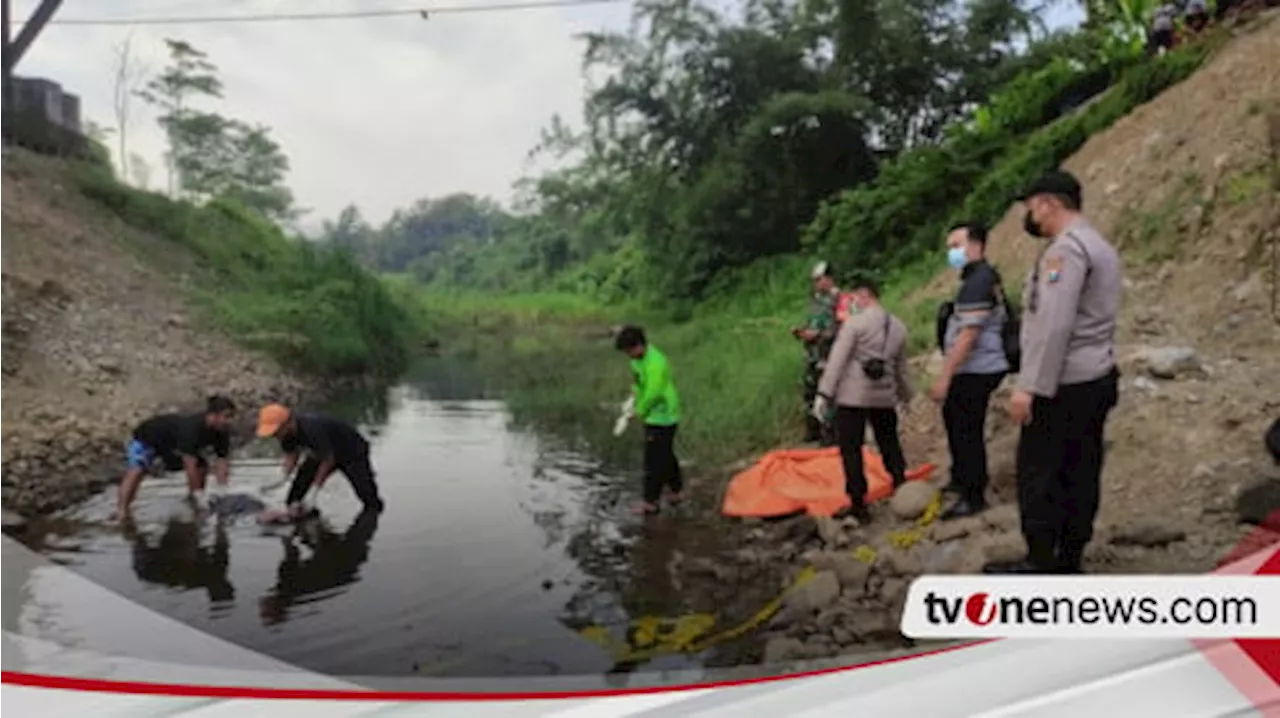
[1018,169,1083,208]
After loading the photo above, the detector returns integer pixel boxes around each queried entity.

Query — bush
[74,165,412,377]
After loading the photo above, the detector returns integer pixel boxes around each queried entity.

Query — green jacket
[630,346,681,426]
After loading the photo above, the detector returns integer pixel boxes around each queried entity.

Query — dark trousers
[643,424,683,504]
[287,452,384,512]
[835,406,907,507]
[1016,368,1119,569]
[942,372,1006,505]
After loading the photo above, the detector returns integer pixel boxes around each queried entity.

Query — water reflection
[121,516,235,605]
[258,508,381,627]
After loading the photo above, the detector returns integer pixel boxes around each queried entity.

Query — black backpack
[934,270,1021,373]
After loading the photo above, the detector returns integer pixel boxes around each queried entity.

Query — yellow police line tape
[415,492,943,673]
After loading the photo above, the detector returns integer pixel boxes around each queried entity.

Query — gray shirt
[1017,217,1123,398]
[943,259,1010,376]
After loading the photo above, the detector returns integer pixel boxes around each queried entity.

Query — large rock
[983,532,1027,564]
[890,482,938,521]
[932,516,983,542]
[877,549,924,578]
[982,504,1021,532]
[1133,346,1204,380]
[786,570,842,612]
[829,553,873,592]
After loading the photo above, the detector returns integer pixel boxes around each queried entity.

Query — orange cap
[257,403,291,438]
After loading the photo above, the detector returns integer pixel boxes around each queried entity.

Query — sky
[12,0,1083,233]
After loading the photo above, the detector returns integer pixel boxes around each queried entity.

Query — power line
[21,0,629,27]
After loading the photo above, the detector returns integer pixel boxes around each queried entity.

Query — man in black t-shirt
[256,403,385,518]
[114,396,237,519]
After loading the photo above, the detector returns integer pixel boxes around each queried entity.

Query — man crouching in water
[113,395,237,520]
[257,404,385,518]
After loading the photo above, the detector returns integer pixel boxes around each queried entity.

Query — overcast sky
[13,0,1081,232]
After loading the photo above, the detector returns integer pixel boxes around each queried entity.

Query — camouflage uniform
[802,289,840,446]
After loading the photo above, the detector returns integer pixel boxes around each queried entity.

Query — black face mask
[1023,210,1046,238]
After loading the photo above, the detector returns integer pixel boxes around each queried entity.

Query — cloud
[11,0,631,226]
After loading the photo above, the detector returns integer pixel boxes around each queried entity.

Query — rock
[832,627,855,646]
[1192,462,1216,482]
[1133,376,1158,393]
[932,516,983,542]
[814,516,843,547]
[982,504,1020,532]
[815,608,841,632]
[850,610,898,642]
[879,578,909,607]
[786,570,841,613]
[878,549,924,578]
[829,553,873,592]
[890,482,938,521]
[1,509,27,534]
[983,533,1027,564]
[1110,520,1187,547]
[763,637,806,664]
[95,357,125,375]
[1135,346,1203,380]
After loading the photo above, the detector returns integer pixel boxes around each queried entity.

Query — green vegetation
[297,0,1234,469]
[66,37,413,378]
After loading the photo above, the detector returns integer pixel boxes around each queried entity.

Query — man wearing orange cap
[257,403,384,517]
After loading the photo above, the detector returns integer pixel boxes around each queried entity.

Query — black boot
[941,494,986,520]
[803,415,822,444]
[1056,542,1086,574]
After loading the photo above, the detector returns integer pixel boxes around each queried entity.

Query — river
[8,357,743,680]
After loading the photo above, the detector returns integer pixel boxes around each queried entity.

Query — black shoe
[941,482,963,495]
[837,504,871,524]
[941,498,986,521]
[982,559,1057,575]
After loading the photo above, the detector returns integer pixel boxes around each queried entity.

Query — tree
[110,32,148,181]
[136,39,223,196]
[128,152,152,190]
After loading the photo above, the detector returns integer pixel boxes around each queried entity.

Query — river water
[10,358,737,679]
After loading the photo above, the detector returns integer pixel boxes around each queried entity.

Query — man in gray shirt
[933,222,1010,521]
[987,170,1122,575]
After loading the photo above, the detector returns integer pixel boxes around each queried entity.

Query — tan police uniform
[1005,215,1122,573]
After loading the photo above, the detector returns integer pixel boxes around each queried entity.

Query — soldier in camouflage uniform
[795,261,841,446]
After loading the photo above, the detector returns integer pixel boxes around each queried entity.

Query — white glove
[191,490,209,510]
[812,395,830,421]
[621,395,636,417]
[612,412,631,437]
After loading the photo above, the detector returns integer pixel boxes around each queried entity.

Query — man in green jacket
[615,325,683,515]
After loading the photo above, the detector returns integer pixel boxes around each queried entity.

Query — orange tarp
[721,446,937,519]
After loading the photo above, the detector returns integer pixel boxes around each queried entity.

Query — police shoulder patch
[1042,254,1065,284]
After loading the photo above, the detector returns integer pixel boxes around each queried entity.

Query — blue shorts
[125,439,156,471]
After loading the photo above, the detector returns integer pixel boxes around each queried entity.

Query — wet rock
[983,533,1027,564]
[890,482,938,521]
[982,504,1020,532]
[1134,346,1203,380]
[932,516,983,543]
[1110,520,1187,547]
[1,509,26,534]
[787,570,841,612]
[763,637,806,664]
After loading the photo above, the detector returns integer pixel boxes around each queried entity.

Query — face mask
[1023,210,1046,238]
[947,246,967,270]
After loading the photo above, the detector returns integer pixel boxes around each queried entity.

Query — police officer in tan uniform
[985,170,1122,575]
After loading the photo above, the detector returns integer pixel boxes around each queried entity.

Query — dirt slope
[905,12,1280,569]
[2,150,309,516]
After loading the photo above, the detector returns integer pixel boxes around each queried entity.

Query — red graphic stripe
[1,640,995,701]
[1234,547,1280,686]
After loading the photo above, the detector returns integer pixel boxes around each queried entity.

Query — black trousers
[287,452,384,512]
[942,372,1006,505]
[835,406,907,507]
[643,424,683,504]
[1016,368,1119,569]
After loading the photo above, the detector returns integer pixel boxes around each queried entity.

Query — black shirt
[279,413,369,465]
[133,413,230,459]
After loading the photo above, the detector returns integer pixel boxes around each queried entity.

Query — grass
[70,161,416,378]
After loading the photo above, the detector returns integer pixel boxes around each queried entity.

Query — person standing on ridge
[988,170,1122,575]
[813,278,913,524]
[256,404,385,519]
[615,325,683,515]
[794,261,841,447]
[933,222,1010,521]
[113,395,238,520]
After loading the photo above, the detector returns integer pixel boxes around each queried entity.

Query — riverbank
[414,13,1280,664]
[1,149,415,519]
